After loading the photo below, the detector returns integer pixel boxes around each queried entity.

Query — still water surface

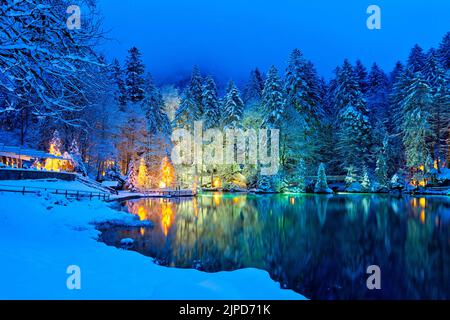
[99,193,450,299]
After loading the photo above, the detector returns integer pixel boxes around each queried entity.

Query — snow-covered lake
[100,193,450,300]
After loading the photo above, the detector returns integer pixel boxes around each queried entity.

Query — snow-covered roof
[0,144,67,160]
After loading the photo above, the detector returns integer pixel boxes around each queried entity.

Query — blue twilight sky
[97,0,449,87]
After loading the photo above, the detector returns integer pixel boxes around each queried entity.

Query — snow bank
[0,179,101,193]
[0,191,304,300]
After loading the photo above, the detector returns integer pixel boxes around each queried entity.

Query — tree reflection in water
[100,193,450,299]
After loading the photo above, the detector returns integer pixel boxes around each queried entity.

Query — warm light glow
[33,160,42,170]
[290,198,295,205]
[213,192,221,206]
[420,210,426,224]
[137,205,148,221]
[192,177,198,193]
[44,143,73,172]
[411,179,427,187]
[193,197,199,217]
[137,158,150,191]
[127,200,175,237]
[44,143,61,171]
[419,165,425,172]
[161,201,175,236]
[419,198,426,208]
[213,178,222,188]
[159,157,175,189]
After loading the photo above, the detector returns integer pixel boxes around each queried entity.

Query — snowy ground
[0,178,102,193]
[0,190,304,300]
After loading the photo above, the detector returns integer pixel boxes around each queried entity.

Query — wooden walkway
[142,189,196,197]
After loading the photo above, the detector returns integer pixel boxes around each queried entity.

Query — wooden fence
[0,183,111,200]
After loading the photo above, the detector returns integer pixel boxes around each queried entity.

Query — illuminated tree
[44,130,63,171]
[136,158,150,191]
[160,157,176,188]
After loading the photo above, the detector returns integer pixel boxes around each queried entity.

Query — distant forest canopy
[0,1,449,191]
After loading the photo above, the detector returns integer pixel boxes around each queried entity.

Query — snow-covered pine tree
[438,32,450,70]
[390,68,415,130]
[242,68,265,104]
[111,59,128,110]
[285,49,322,128]
[314,78,336,168]
[223,80,244,128]
[367,63,390,126]
[360,165,371,191]
[314,163,332,193]
[173,89,197,129]
[387,61,405,137]
[173,67,204,128]
[325,67,341,117]
[69,139,87,176]
[345,165,357,187]
[262,66,285,128]
[334,60,365,113]
[403,110,431,171]
[423,49,450,170]
[278,104,311,182]
[335,105,371,168]
[354,60,369,94]
[388,66,416,173]
[189,66,204,117]
[375,146,389,188]
[407,44,427,73]
[125,160,138,191]
[202,76,220,129]
[401,73,433,170]
[389,61,404,88]
[335,60,372,169]
[284,49,323,166]
[125,47,146,103]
